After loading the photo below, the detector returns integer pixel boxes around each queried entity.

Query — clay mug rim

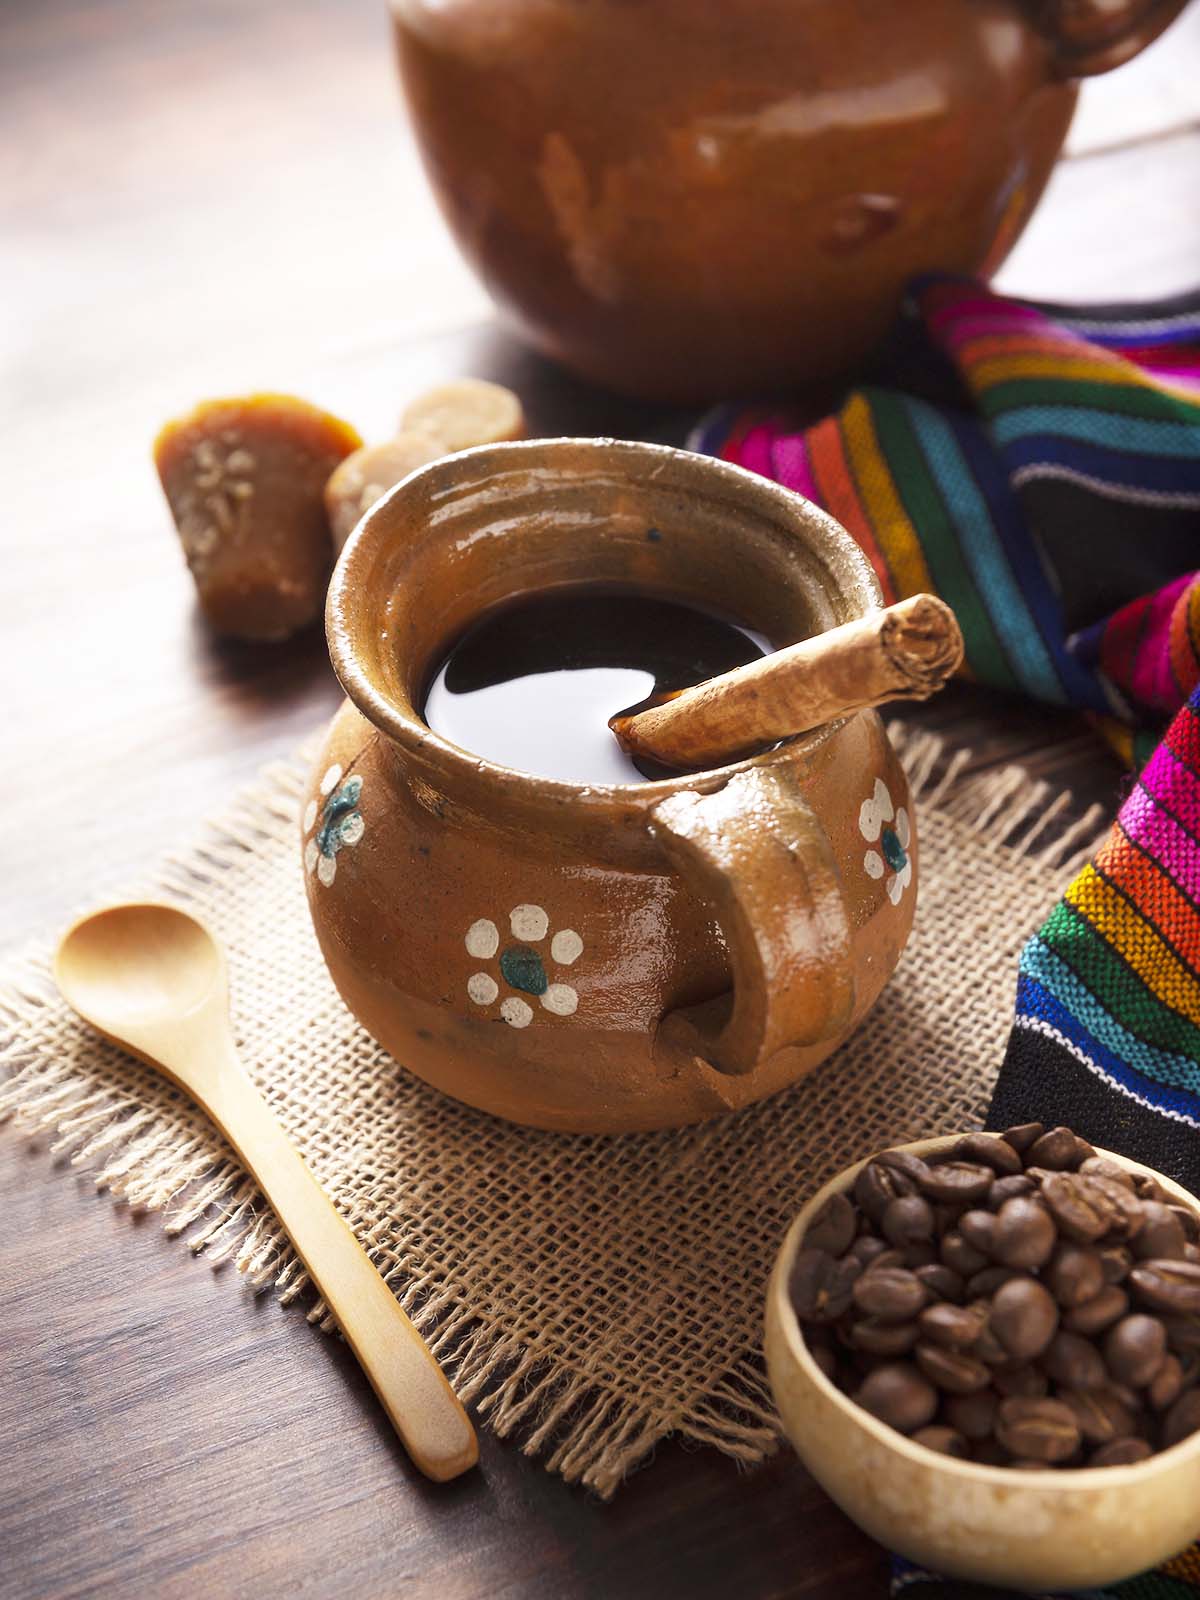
[325,436,882,813]
[765,1133,1200,1589]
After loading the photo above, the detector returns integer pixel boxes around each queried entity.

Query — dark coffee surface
[422,586,770,784]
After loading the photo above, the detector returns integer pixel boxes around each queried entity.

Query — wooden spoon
[54,902,478,1483]
[611,592,963,771]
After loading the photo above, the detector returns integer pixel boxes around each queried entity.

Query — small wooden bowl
[765,1135,1200,1592]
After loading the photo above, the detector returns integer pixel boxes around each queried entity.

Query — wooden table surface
[3,3,1199,1596]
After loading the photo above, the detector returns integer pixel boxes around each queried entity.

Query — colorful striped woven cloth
[692,279,1200,764]
[974,686,1200,1600]
[695,280,1200,1598]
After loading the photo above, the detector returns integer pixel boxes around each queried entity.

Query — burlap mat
[0,727,1105,1497]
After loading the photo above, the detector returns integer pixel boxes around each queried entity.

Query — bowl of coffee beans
[764,1127,1200,1591]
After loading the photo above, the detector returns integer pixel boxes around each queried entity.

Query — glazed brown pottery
[392,0,1187,402]
[303,439,917,1133]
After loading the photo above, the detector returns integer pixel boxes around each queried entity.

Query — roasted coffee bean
[851,1317,921,1356]
[853,1266,928,1322]
[1097,1378,1142,1414]
[875,1148,933,1185]
[1100,1246,1134,1285]
[1043,1329,1108,1390]
[1161,1313,1200,1356]
[992,1197,1056,1270]
[881,1194,935,1247]
[953,1133,1022,1177]
[941,1232,989,1277]
[1087,1174,1146,1239]
[856,1362,938,1434]
[804,1192,859,1256]
[1105,1314,1167,1388]
[1129,1259,1200,1315]
[1185,1243,1200,1265]
[862,1249,904,1274]
[1064,1286,1129,1337]
[1162,1390,1200,1448]
[944,1388,997,1440]
[855,1160,918,1223]
[968,1266,1022,1298]
[1060,1386,1136,1444]
[987,1175,1036,1211]
[958,1210,997,1255]
[995,1397,1080,1462]
[915,1341,991,1394]
[901,1241,939,1270]
[1068,1382,1139,1446]
[915,1264,965,1304]
[974,1321,1012,1367]
[1042,1173,1112,1243]
[990,1277,1059,1361]
[849,1235,891,1268]
[1135,1173,1168,1202]
[1170,1204,1200,1243]
[1046,1244,1105,1308]
[1091,1437,1152,1467]
[789,1249,863,1323]
[1027,1126,1090,1171]
[1000,1122,1045,1156]
[917,1162,996,1206]
[918,1302,985,1350]
[1078,1156,1136,1191]
[1133,1203,1189,1262]
[1148,1353,1185,1411]
[992,1363,1049,1399]
[912,1425,969,1459]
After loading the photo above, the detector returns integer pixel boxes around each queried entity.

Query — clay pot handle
[649,765,855,1077]
[1038,0,1188,76]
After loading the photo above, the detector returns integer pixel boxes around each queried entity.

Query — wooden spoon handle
[612,593,963,772]
[204,1059,477,1481]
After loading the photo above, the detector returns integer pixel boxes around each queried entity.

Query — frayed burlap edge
[0,726,1108,1497]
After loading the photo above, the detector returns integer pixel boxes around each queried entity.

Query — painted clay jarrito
[612,594,963,772]
[304,439,918,1134]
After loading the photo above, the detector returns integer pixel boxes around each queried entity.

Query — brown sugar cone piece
[612,593,963,771]
[325,432,441,552]
[154,394,361,641]
[400,378,526,453]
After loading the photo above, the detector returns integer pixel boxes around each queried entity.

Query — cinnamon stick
[610,593,963,771]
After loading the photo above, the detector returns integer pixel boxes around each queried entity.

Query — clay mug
[303,438,917,1133]
[392,0,1188,401]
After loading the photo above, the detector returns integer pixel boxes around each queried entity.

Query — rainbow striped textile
[992,685,1200,1194]
[692,279,1200,762]
[695,282,1200,1597]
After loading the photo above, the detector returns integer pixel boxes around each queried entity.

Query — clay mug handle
[1037,0,1189,76]
[649,765,855,1078]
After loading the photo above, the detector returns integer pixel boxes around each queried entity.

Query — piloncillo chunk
[154,393,361,640]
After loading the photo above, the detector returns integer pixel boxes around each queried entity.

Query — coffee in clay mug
[303,439,917,1133]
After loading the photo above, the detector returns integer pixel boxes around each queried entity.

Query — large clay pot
[303,439,918,1133]
[392,0,1187,402]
